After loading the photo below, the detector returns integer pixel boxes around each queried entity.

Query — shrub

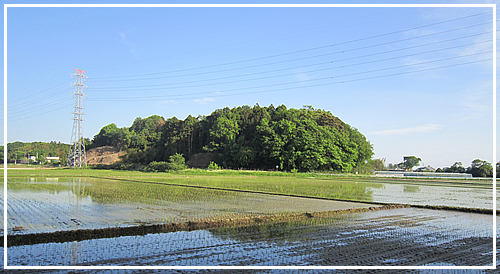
[167,153,187,171]
[145,154,186,172]
[144,161,169,172]
[208,161,221,170]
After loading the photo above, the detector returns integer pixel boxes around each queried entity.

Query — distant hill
[3,141,69,164]
[89,104,374,173]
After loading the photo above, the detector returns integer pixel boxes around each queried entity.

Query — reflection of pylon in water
[68,69,88,168]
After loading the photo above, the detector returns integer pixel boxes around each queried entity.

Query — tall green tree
[444,162,466,173]
[467,159,493,177]
[398,156,421,171]
[90,123,132,150]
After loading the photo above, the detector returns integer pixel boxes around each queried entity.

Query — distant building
[46,157,60,163]
[375,170,472,179]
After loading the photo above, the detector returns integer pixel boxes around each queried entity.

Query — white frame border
[3,3,497,271]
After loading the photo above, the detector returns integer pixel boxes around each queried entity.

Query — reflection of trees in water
[209,215,354,243]
[8,177,380,206]
[403,185,420,193]
[326,180,382,202]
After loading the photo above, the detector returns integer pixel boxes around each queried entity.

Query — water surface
[4,208,496,268]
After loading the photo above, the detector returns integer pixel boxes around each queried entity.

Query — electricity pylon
[68,69,88,168]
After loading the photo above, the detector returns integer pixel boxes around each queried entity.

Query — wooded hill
[3,141,69,164]
[89,104,374,172]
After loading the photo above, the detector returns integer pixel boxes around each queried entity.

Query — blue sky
[2,1,497,169]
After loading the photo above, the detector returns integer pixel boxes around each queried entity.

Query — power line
[85,8,418,72]
[92,10,493,80]
[90,37,492,92]
[7,9,495,121]
[8,97,73,119]
[8,103,74,122]
[9,38,493,120]
[89,51,492,102]
[170,58,495,101]
[8,87,72,111]
[91,26,492,87]
[8,79,72,104]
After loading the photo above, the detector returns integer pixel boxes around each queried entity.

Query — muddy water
[3,208,497,270]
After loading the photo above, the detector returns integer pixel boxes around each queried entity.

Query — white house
[45,157,60,163]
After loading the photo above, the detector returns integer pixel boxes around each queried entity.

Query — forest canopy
[89,104,374,172]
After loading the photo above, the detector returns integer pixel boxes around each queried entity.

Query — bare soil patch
[86,146,124,165]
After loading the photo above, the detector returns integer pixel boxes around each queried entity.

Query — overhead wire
[8,78,72,104]
[8,97,74,120]
[89,36,492,92]
[90,24,492,87]
[8,87,72,111]
[6,8,495,121]
[85,8,416,72]
[8,103,74,123]
[87,58,492,102]
[88,50,493,101]
[207,58,494,101]
[91,9,493,80]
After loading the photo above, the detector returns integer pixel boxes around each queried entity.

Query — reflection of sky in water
[9,189,94,206]
[2,177,497,236]
[368,184,495,209]
[3,208,496,268]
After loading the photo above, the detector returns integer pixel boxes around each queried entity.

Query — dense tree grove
[90,104,374,172]
[435,159,495,178]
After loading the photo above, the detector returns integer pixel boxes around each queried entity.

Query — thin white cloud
[118,30,139,59]
[118,31,126,41]
[160,100,178,104]
[459,82,493,120]
[294,69,320,82]
[193,97,215,104]
[372,124,442,136]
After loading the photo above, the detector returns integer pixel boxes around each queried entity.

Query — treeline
[89,104,374,172]
[436,160,496,178]
[2,141,69,164]
[386,158,497,178]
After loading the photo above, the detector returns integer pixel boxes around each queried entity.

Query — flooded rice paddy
[367,182,495,209]
[1,176,498,270]
[3,177,379,235]
[3,208,497,270]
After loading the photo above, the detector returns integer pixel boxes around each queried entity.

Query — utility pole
[68,69,88,168]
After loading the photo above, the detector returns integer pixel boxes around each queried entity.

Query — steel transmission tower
[68,69,89,168]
